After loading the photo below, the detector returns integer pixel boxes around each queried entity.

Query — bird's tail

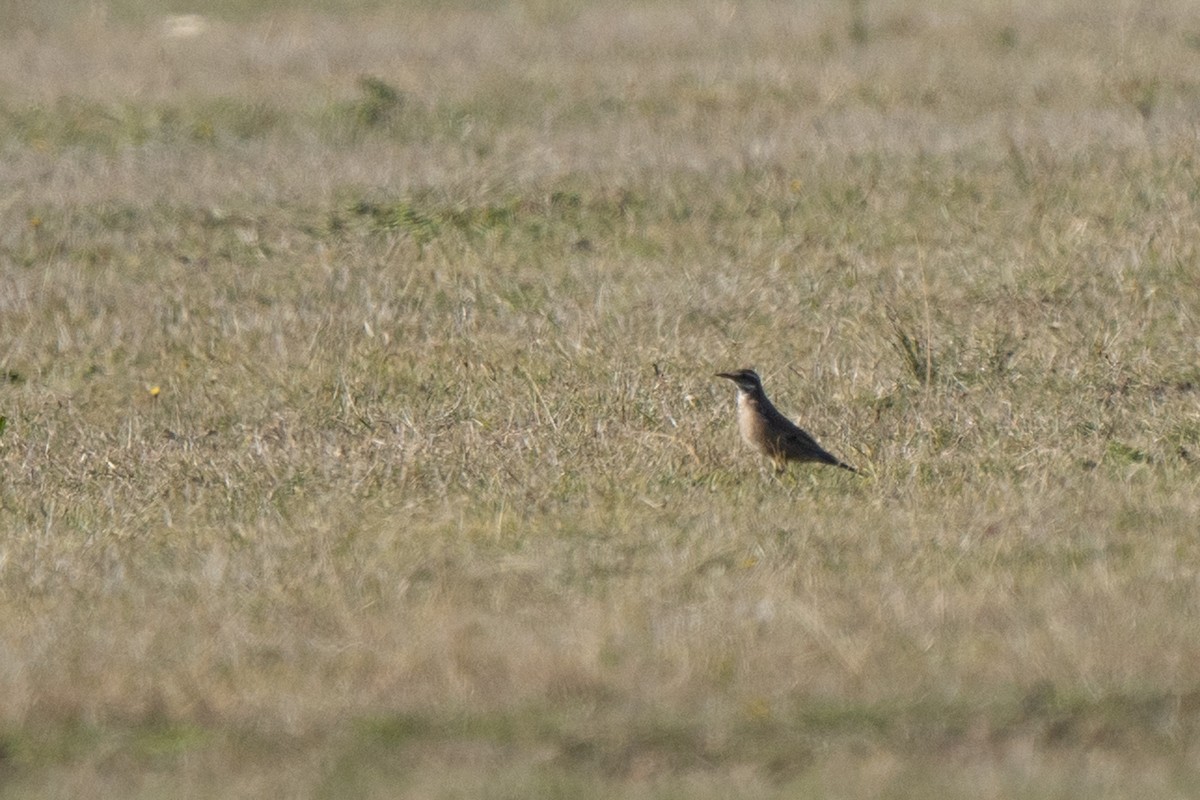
[818,449,859,474]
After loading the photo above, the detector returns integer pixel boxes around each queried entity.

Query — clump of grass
[886,304,937,387]
[1117,77,1159,122]
[351,75,407,130]
[349,197,441,246]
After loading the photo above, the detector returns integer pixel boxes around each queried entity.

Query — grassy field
[3,0,1200,796]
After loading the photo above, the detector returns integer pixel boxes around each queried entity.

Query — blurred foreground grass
[3,1,1200,796]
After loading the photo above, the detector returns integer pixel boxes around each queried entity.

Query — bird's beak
[715,372,737,381]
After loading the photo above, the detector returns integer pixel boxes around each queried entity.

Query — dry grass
[3,0,1200,796]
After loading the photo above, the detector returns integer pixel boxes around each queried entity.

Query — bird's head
[715,368,764,395]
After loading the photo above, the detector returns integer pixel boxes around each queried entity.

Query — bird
[715,368,857,474]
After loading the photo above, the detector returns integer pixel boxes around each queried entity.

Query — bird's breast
[736,394,770,450]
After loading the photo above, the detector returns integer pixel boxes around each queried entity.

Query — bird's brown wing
[779,420,857,472]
